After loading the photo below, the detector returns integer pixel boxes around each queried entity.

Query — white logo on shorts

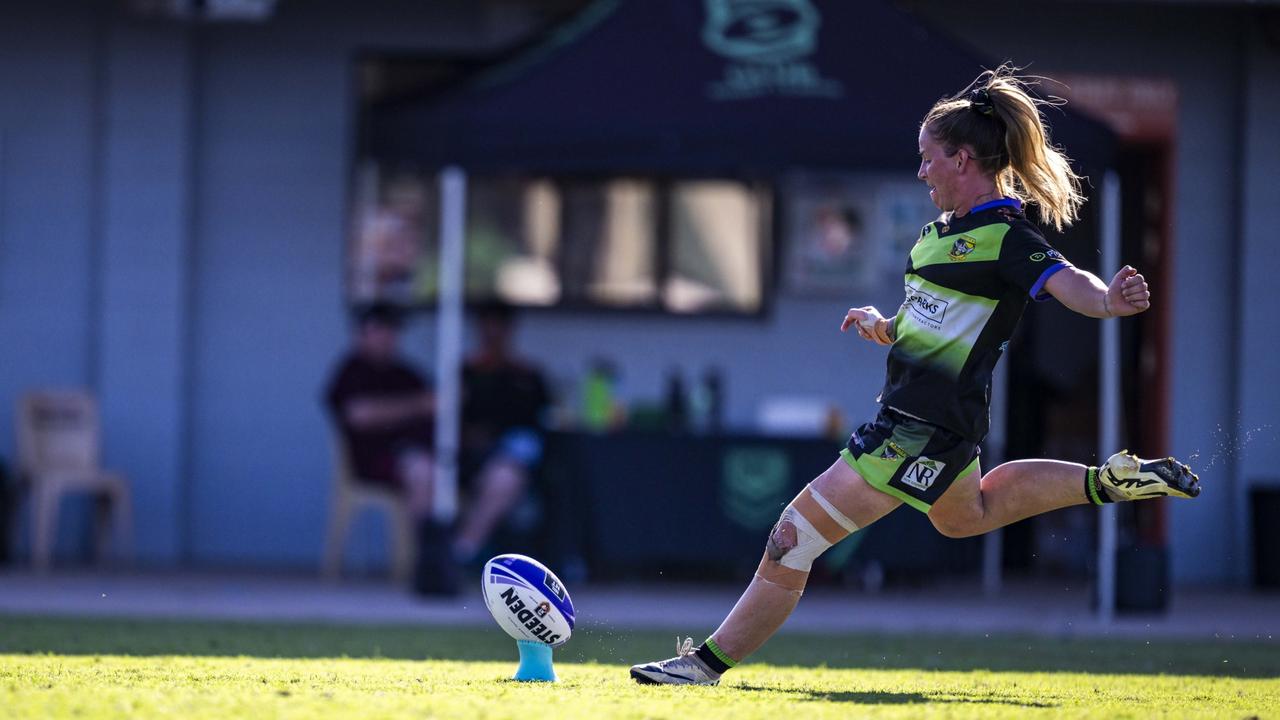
[901,457,947,492]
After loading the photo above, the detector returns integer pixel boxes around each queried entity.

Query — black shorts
[841,407,981,513]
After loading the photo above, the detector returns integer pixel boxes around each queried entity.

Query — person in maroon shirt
[325,303,455,594]
[326,304,434,498]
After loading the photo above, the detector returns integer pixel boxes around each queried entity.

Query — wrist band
[1103,292,1112,317]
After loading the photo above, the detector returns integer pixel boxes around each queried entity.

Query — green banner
[721,447,791,530]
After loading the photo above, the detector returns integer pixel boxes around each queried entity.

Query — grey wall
[97,19,195,565]
[0,2,97,438]
[517,297,893,431]
[0,2,99,559]
[1237,24,1280,580]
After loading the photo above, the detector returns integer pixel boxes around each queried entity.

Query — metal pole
[982,344,1010,598]
[433,167,466,523]
[1097,171,1121,623]
[982,527,1003,598]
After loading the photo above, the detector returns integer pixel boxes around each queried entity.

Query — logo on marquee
[703,0,842,100]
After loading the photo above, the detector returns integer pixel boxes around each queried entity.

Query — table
[537,431,980,585]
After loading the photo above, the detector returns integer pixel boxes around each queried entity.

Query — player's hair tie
[969,87,995,116]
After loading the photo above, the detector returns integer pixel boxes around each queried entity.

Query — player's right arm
[1044,264,1151,319]
[840,306,895,345]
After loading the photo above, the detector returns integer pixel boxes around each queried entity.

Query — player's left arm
[1044,264,1150,319]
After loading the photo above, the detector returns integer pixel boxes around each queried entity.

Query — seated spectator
[324,302,455,594]
[454,301,551,564]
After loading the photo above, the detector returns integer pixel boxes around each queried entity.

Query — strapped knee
[763,485,859,574]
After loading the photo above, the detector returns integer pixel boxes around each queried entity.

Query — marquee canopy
[365,0,1115,175]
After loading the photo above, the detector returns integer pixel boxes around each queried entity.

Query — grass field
[2,616,1276,719]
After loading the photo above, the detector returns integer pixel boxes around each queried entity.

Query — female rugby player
[630,65,1200,686]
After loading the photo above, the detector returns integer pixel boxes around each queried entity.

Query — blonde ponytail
[922,64,1085,231]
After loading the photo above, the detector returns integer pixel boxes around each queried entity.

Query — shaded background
[0,0,1276,598]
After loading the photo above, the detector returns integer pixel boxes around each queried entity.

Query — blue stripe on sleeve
[1030,262,1070,302]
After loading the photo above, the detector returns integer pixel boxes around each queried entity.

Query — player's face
[918,127,959,212]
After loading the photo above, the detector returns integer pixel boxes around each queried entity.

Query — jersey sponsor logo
[948,236,976,261]
[904,283,948,329]
[1030,249,1062,262]
[901,457,946,492]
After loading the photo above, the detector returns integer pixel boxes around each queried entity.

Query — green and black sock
[1084,466,1113,505]
[694,638,736,675]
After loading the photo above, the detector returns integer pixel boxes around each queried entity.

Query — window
[347,166,771,316]
[561,179,658,307]
[667,181,767,313]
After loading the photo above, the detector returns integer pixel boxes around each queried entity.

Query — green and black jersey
[880,199,1069,443]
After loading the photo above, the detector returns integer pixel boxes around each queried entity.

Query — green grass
[1,616,1276,719]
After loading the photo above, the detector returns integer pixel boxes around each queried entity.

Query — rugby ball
[482,554,575,647]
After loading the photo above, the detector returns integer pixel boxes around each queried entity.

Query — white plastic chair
[15,390,133,572]
[321,432,415,583]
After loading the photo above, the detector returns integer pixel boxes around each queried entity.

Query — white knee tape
[777,508,829,572]
[810,488,860,533]
[768,488,861,573]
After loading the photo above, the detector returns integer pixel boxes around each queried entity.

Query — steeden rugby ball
[482,554,575,647]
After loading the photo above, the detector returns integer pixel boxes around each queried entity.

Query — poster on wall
[783,174,939,297]
[874,179,941,279]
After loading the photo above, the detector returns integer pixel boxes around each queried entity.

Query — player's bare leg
[928,453,1200,539]
[630,459,899,685]
[928,459,1079,538]
[630,449,1198,684]
[710,459,900,660]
